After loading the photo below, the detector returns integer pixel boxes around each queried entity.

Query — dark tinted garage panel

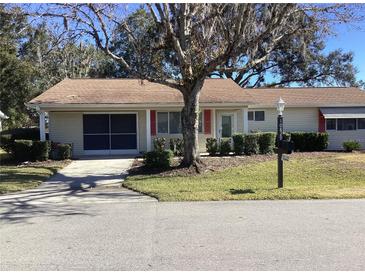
[83,114,109,134]
[111,114,136,133]
[111,134,137,149]
[84,135,110,150]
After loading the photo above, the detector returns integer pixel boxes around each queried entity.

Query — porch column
[146,109,152,151]
[212,109,216,138]
[243,107,249,134]
[39,111,46,141]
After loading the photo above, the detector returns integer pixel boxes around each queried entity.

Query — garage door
[83,114,137,154]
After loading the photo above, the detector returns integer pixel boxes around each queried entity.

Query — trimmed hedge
[343,140,361,152]
[0,127,40,155]
[50,143,72,160]
[206,138,219,156]
[232,134,244,155]
[32,141,49,161]
[144,150,173,168]
[258,132,276,154]
[243,134,259,155]
[290,132,328,152]
[14,139,33,162]
[219,138,232,156]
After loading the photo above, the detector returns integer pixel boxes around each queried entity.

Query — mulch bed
[128,152,341,177]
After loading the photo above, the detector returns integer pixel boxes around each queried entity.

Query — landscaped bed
[123,152,365,201]
[0,158,70,194]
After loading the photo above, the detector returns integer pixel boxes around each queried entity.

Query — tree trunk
[181,79,205,167]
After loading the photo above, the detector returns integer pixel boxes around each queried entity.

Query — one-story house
[27,78,365,156]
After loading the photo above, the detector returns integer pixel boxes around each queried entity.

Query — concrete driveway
[0,157,155,221]
[1,199,365,271]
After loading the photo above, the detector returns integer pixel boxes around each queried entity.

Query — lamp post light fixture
[276,97,286,188]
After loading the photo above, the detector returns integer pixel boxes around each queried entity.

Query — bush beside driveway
[123,152,365,201]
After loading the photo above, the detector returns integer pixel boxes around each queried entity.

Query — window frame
[248,111,265,121]
[337,118,357,131]
[157,111,186,134]
[358,118,365,130]
[168,111,182,134]
[325,118,337,131]
[198,110,204,133]
[157,112,169,134]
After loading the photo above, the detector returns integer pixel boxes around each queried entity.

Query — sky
[324,22,365,82]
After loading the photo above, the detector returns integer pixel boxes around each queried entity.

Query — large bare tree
[29,3,362,166]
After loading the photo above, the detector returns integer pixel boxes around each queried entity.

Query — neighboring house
[0,110,9,131]
[27,78,365,156]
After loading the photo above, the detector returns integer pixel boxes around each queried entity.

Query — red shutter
[151,110,156,136]
[318,110,325,132]
[204,109,211,134]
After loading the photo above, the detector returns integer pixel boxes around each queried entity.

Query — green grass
[123,153,365,201]
[0,162,68,194]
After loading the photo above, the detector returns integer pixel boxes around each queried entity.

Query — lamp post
[276,97,286,188]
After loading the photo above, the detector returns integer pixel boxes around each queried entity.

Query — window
[248,111,254,121]
[358,118,365,129]
[198,111,203,133]
[157,111,183,134]
[248,111,265,121]
[337,119,357,131]
[254,111,265,121]
[157,112,168,133]
[169,112,181,134]
[326,119,336,130]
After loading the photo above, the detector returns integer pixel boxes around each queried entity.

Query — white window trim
[157,110,205,134]
[325,118,363,131]
[325,118,337,131]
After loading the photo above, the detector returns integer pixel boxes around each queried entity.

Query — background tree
[26,4,365,166]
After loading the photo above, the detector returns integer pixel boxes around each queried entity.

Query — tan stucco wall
[49,112,84,156]
[248,107,319,133]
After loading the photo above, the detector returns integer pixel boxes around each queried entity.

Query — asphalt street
[1,199,364,270]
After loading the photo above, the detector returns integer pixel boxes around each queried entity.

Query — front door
[220,114,234,137]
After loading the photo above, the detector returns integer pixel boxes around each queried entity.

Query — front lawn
[0,160,70,194]
[123,152,365,201]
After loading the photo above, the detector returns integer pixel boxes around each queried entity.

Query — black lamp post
[276,97,286,188]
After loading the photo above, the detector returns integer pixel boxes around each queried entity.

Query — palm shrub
[153,137,166,152]
[232,134,244,155]
[343,140,361,152]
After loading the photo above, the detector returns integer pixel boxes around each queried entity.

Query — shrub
[219,138,232,156]
[258,132,276,154]
[206,138,219,156]
[343,140,361,152]
[169,138,184,156]
[243,134,259,155]
[51,143,72,160]
[232,134,244,155]
[0,134,13,154]
[144,150,173,168]
[32,141,49,161]
[1,127,40,141]
[153,137,166,152]
[14,139,33,162]
[290,132,328,152]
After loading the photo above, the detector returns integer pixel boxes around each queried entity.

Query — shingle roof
[247,87,365,107]
[29,78,254,105]
[28,78,365,107]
